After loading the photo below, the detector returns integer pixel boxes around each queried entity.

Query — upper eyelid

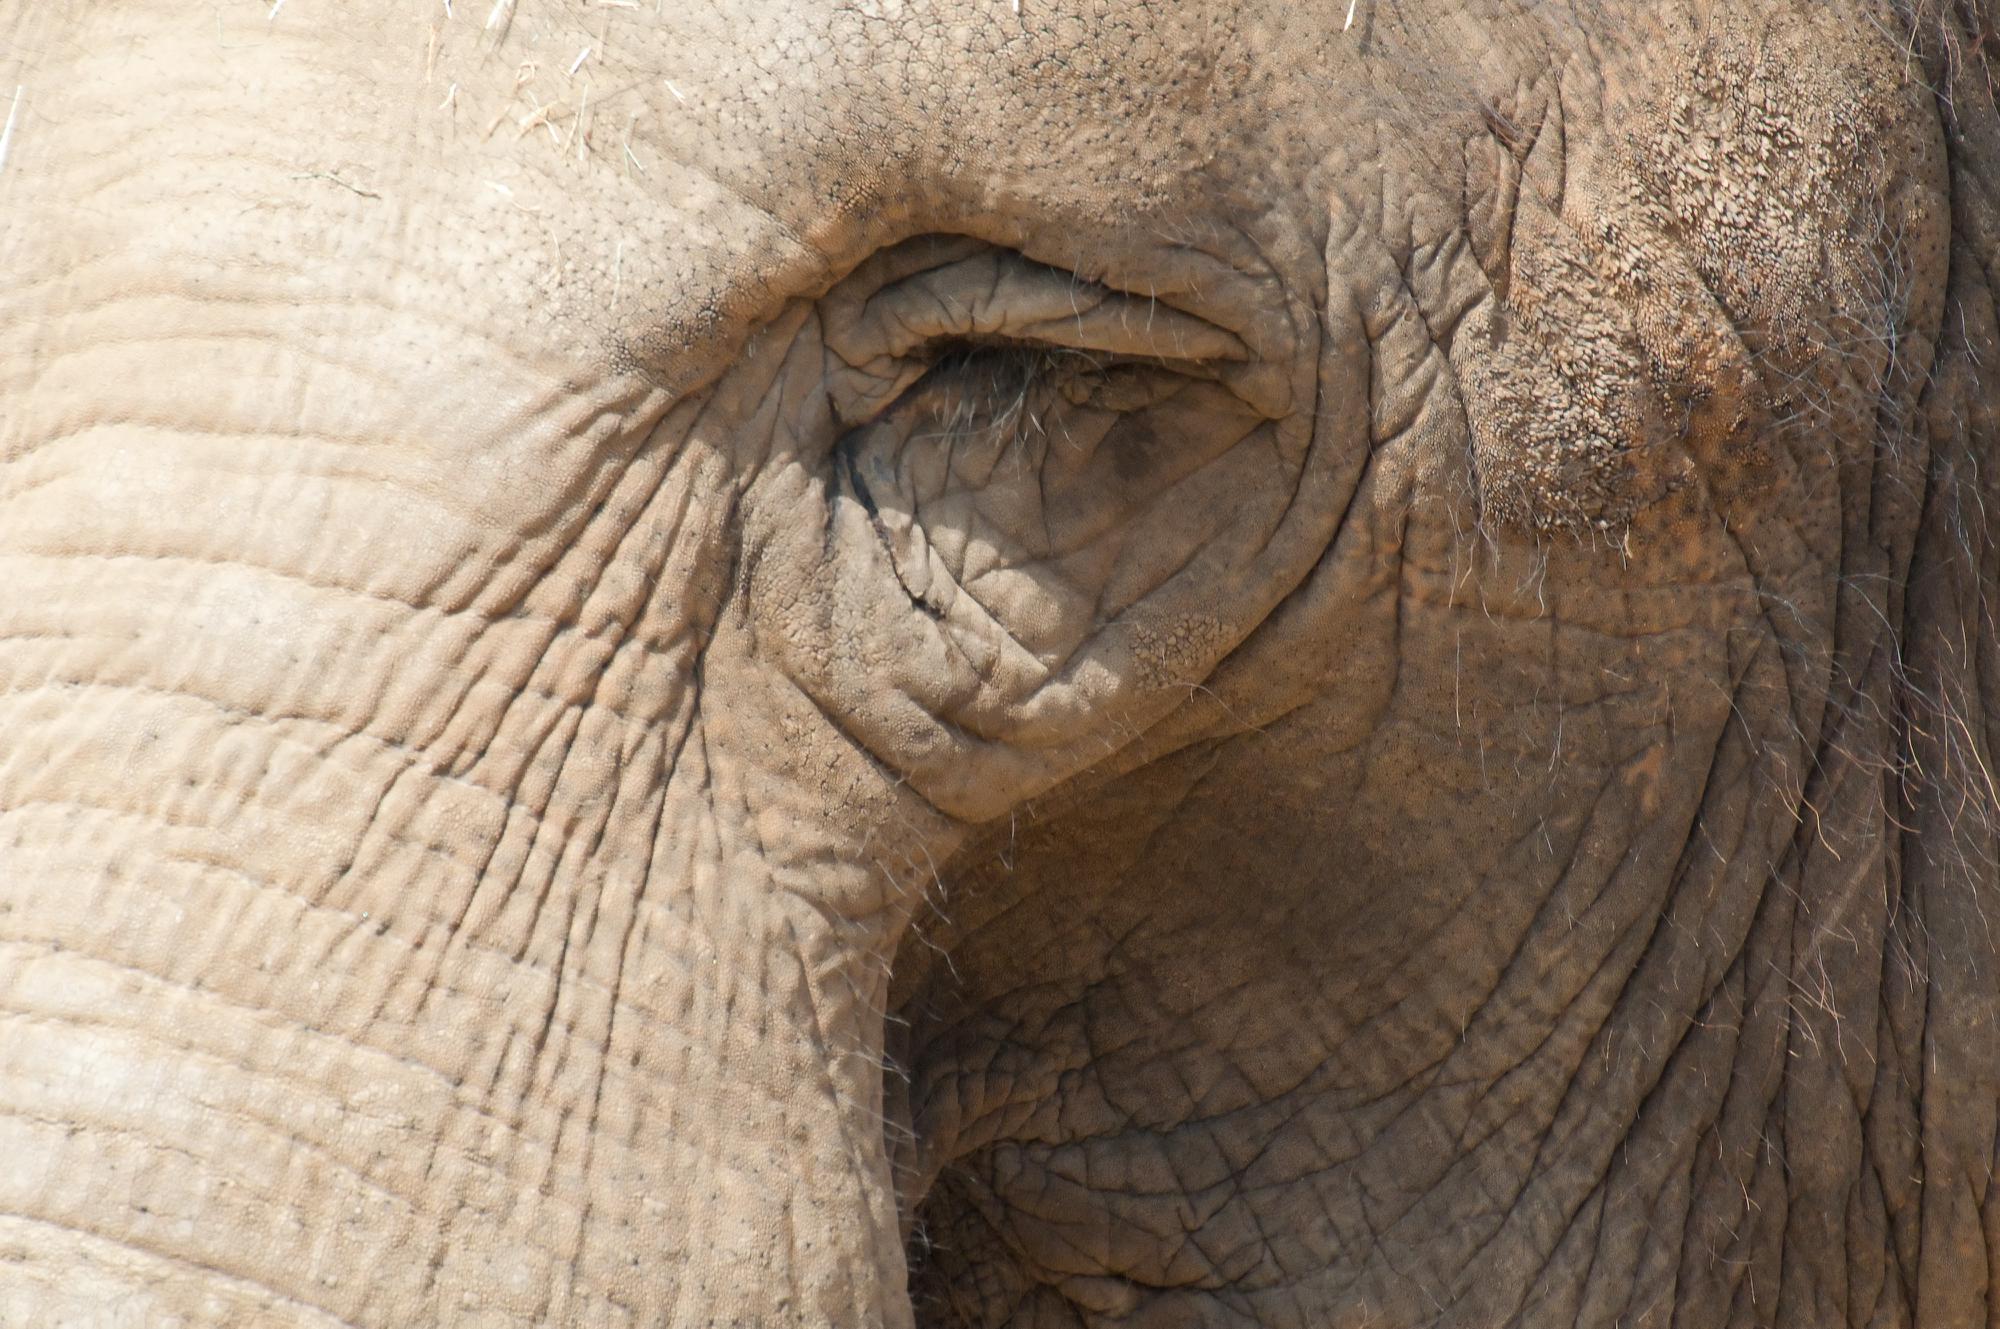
[815,238,1289,429]
[823,250,1249,372]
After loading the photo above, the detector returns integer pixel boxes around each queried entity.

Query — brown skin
[0,0,1996,1324]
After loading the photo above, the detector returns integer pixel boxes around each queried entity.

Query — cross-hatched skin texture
[1,1,1998,1325]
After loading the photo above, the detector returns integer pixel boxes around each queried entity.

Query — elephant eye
[898,338,1061,425]
[776,230,1297,777]
[870,338,1132,443]
[817,236,1251,437]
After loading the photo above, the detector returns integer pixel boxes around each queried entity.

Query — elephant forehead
[3,1,1317,383]
[421,0,1310,375]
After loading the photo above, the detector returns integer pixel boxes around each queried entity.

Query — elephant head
[2,1,1998,1324]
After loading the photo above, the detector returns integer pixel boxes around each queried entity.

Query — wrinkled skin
[3,0,2000,1324]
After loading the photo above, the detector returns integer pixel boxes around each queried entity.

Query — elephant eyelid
[817,238,1249,429]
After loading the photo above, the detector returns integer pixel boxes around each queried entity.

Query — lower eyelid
[1064,366,1188,412]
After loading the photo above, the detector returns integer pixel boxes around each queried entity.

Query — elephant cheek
[0,488,937,1324]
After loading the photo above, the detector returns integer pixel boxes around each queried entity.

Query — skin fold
[0,0,1996,1324]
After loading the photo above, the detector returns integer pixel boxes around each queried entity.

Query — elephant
[2,0,1999,1323]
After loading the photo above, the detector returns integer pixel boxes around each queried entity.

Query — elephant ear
[1451,11,1939,545]
[1889,7,2000,1324]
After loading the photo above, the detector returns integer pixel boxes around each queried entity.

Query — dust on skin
[0,1,1993,1326]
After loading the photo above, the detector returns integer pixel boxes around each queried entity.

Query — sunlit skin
[0,2,1996,1325]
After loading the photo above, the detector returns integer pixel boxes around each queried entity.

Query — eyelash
[899,341,1112,439]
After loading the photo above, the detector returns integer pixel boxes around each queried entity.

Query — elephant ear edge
[1908,3,2000,1318]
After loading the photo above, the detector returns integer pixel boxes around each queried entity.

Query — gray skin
[0,0,1996,1324]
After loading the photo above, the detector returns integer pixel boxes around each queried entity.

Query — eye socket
[799,237,1304,743]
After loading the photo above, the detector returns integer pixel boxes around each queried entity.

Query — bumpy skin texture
[1,0,1997,1325]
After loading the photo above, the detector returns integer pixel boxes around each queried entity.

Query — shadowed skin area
[1,0,1999,1325]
